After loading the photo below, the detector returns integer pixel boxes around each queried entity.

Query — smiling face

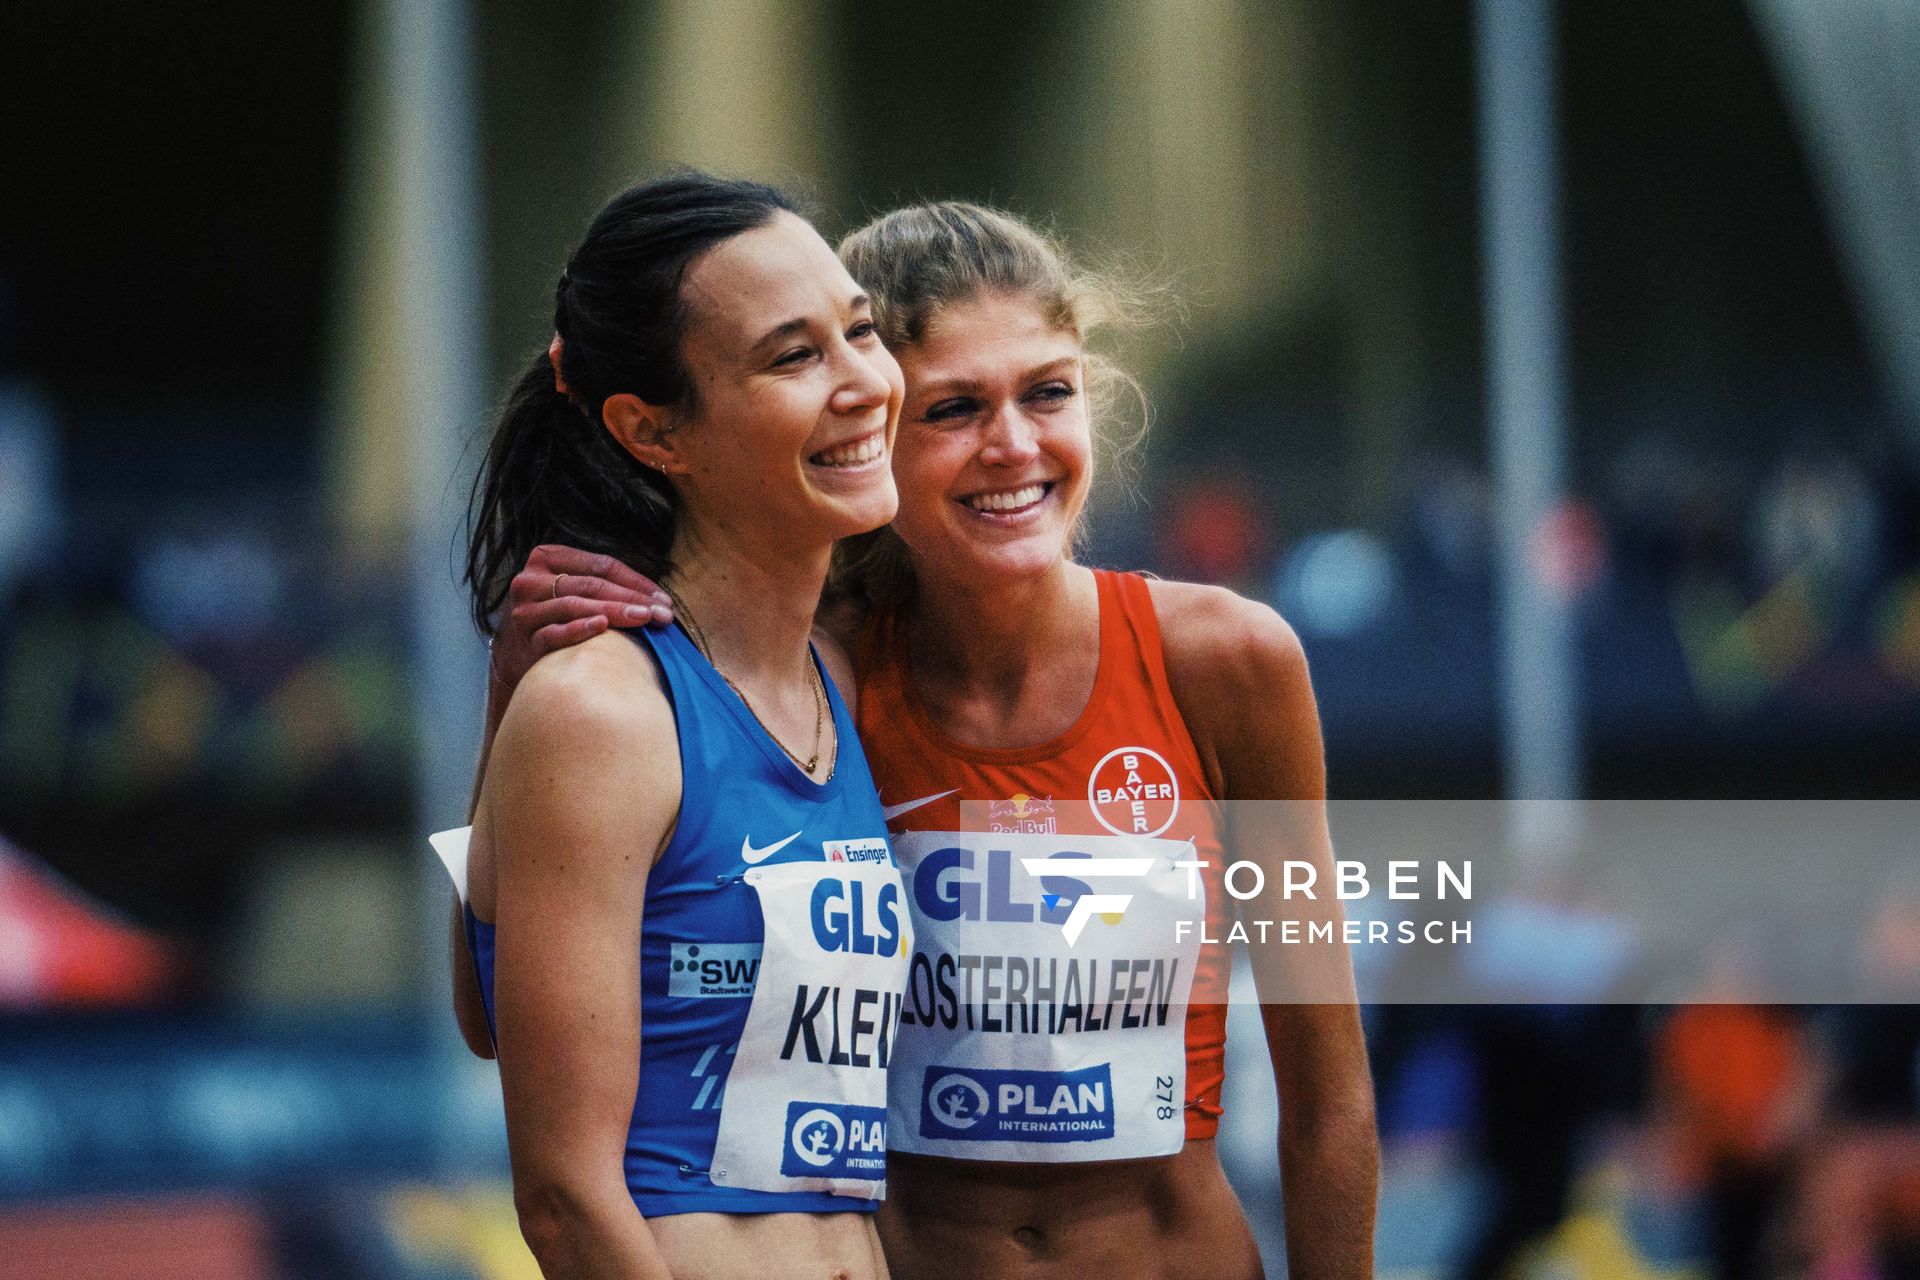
[609,211,903,551]
[887,290,1092,588]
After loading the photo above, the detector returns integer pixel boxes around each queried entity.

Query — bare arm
[479,636,680,1279]
[1155,582,1378,1280]
[449,549,671,1058]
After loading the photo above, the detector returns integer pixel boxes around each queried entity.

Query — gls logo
[809,877,903,957]
[913,848,1153,946]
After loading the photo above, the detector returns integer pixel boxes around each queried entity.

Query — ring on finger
[551,574,567,600]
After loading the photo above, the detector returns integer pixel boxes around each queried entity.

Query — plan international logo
[919,1064,1116,1143]
[779,1100,887,1178]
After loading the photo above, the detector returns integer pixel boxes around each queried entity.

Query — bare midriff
[648,1212,890,1280]
[876,1141,1263,1280]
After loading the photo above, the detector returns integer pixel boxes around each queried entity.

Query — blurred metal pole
[381,0,487,854]
[607,0,834,192]
[379,0,489,1158]
[1474,0,1583,825]
[1750,0,1920,450]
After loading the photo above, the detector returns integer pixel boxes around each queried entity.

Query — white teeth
[811,433,885,467]
[964,484,1047,513]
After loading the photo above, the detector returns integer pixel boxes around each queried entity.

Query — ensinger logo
[824,837,893,865]
[918,1064,1116,1143]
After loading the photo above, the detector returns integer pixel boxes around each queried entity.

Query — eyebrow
[747,292,871,355]
[915,355,1079,398]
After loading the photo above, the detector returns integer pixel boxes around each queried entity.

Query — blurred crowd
[1145,421,1920,716]
[1358,880,1920,1280]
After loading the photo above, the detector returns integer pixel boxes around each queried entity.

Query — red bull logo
[987,792,1057,834]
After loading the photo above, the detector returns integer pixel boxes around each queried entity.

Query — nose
[829,344,893,417]
[978,402,1042,466]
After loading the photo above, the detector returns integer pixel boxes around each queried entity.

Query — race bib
[708,859,913,1197]
[888,831,1203,1162]
[429,826,471,901]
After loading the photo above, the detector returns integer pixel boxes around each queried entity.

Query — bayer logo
[926,1073,990,1130]
[788,1107,846,1167]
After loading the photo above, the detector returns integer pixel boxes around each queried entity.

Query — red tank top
[856,568,1230,1140]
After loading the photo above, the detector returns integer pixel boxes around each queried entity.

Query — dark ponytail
[465,170,798,635]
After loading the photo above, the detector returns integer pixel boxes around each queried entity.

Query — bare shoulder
[470,630,679,919]
[498,630,671,755]
[485,630,678,834]
[1143,578,1308,695]
[1142,577,1319,800]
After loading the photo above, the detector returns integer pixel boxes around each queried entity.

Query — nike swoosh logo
[740,831,803,864]
[880,790,958,822]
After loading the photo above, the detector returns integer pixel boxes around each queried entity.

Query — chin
[828,488,901,539]
[956,533,1073,584]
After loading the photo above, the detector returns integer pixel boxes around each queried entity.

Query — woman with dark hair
[491,200,1377,1279]
[451,171,909,1279]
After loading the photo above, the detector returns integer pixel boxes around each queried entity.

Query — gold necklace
[664,584,831,778]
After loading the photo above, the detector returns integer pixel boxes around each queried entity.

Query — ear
[601,393,687,474]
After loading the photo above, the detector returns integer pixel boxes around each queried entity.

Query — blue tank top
[464,623,899,1216]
